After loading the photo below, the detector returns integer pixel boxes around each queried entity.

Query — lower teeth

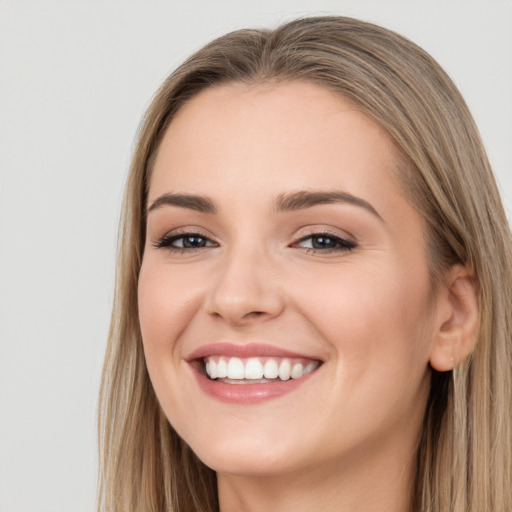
[215,377,279,384]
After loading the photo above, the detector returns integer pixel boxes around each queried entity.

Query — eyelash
[293,230,357,253]
[154,230,357,254]
[153,231,216,254]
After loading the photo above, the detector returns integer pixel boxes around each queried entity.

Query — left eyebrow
[274,190,384,222]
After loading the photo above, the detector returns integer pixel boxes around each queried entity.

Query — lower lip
[192,367,317,404]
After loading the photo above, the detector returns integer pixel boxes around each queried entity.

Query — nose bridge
[205,235,284,324]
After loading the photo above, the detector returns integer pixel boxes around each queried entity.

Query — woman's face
[138,81,437,478]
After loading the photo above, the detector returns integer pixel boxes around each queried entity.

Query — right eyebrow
[147,193,217,214]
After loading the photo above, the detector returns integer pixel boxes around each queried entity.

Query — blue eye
[154,233,216,251]
[295,233,356,252]
[154,231,356,254]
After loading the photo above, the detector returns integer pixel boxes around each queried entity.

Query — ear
[429,264,479,372]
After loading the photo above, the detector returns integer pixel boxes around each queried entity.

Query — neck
[217,434,417,512]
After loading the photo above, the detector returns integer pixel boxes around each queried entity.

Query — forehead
[149,81,401,202]
[147,81,428,272]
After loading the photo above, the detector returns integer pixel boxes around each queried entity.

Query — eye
[154,232,217,251]
[293,232,357,253]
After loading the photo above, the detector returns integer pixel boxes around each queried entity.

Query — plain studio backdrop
[0,1,510,511]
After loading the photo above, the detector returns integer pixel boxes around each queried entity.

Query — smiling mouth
[203,356,320,383]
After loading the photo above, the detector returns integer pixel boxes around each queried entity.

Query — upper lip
[185,342,322,362]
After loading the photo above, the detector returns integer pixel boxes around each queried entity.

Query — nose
[204,244,286,327]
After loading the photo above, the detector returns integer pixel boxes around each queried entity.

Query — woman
[98,16,512,512]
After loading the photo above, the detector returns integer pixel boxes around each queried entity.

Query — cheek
[293,260,433,369]
[137,260,209,422]
[137,260,202,358]
[296,261,433,427]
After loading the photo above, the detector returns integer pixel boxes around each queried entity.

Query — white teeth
[204,356,320,381]
[291,363,303,379]
[303,362,317,375]
[209,360,218,379]
[278,360,291,381]
[226,357,245,379]
[263,359,279,379]
[244,358,264,379]
[217,357,228,378]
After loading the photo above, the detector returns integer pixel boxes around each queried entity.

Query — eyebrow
[273,190,383,220]
[148,193,217,214]
[147,190,382,221]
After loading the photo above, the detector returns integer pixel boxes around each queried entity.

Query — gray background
[1,1,511,511]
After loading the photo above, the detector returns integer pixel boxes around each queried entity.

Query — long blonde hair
[98,16,512,511]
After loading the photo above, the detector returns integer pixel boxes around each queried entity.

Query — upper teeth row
[204,356,318,381]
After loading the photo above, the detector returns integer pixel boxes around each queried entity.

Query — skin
[138,81,473,511]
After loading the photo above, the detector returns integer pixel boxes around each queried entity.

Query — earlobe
[429,264,479,372]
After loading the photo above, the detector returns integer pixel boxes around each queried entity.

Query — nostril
[205,278,286,324]
[210,309,270,326]
[243,311,269,320]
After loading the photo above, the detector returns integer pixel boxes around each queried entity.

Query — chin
[185,428,301,477]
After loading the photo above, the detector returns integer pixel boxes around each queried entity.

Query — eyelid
[151,226,357,253]
[291,228,357,252]
[152,227,218,250]
[294,227,356,243]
